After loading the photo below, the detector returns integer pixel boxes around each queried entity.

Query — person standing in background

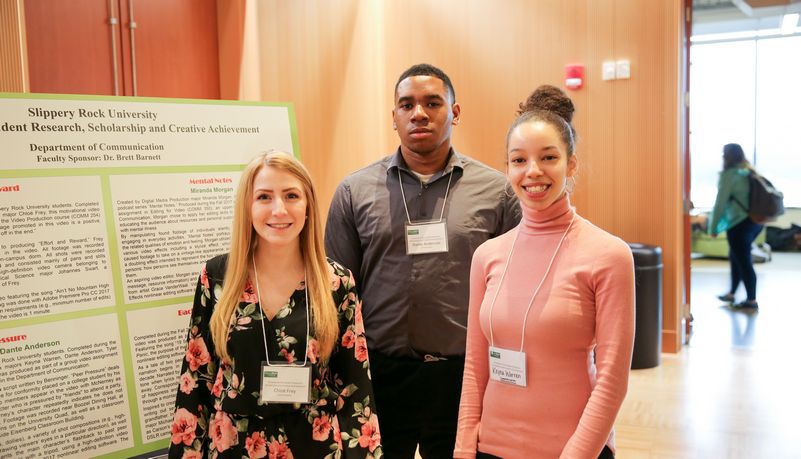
[455,85,635,459]
[325,64,520,458]
[709,143,763,310]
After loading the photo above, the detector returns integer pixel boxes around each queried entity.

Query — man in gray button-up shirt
[325,63,519,458]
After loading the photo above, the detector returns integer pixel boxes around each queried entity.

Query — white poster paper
[0,93,297,459]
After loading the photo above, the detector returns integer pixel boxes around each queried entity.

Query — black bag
[732,172,785,224]
[766,224,801,251]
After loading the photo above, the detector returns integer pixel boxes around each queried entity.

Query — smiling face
[250,165,307,249]
[392,75,460,163]
[507,120,577,211]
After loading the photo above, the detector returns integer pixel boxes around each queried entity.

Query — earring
[566,176,576,194]
[392,123,397,130]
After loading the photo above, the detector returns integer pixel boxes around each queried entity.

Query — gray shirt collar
[387,147,465,183]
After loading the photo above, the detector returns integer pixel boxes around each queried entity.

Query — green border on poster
[0,92,300,458]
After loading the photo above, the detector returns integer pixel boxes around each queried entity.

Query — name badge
[405,221,448,255]
[260,362,312,404]
[488,346,527,387]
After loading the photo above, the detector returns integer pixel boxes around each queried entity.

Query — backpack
[732,172,785,224]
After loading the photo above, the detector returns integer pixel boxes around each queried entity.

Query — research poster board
[0,93,298,458]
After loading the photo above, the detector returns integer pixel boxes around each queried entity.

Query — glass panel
[689,40,756,208]
[755,36,801,207]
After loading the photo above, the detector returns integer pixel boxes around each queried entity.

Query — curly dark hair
[517,84,574,122]
[508,85,576,156]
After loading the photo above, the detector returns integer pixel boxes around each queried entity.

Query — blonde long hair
[210,151,338,364]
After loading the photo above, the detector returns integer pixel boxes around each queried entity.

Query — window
[754,36,801,205]
[690,35,800,208]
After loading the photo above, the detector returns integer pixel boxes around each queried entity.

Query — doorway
[687,0,801,350]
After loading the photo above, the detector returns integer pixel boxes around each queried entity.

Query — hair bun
[517,84,575,123]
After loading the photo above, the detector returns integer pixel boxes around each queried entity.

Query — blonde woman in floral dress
[169,152,382,458]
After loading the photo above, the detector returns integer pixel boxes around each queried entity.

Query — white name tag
[260,363,312,404]
[488,346,527,387]
[405,221,448,255]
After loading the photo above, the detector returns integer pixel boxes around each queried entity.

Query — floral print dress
[169,254,382,459]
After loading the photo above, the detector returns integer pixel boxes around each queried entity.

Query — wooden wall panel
[119,0,220,98]
[216,0,246,100]
[24,0,120,95]
[252,0,685,351]
[581,0,684,352]
[382,0,589,173]
[0,0,28,92]
[255,0,386,193]
[22,0,221,98]
[612,0,684,352]
[580,0,615,229]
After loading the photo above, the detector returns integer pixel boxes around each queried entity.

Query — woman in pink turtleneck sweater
[455,86,635,459]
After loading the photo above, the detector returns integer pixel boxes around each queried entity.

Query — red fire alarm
[565,64,584,90]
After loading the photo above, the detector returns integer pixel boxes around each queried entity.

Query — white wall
[768,208,801,229]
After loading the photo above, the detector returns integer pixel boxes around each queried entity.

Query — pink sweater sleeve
[454,248,491,459]
[560,240,636,458]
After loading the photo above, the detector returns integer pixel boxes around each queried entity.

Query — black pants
[726,218,763,301]
[369,351,464,459]
[477,444,615,458]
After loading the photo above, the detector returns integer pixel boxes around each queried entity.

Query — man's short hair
[395,63,456,103]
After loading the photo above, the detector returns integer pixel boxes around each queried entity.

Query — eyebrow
[253,186,302,193]
[397,94,446,104]
[508,145,560,154]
